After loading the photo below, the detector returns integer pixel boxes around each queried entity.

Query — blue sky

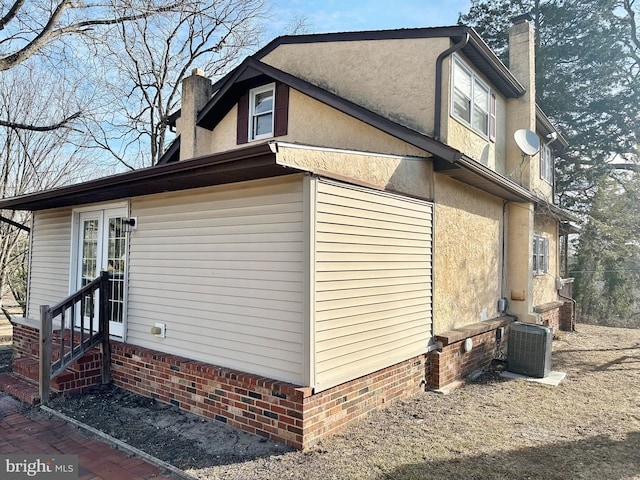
[269,0,472,36]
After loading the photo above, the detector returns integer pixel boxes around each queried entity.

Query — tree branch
[0,1,182,71]
[623,0,640,68]
[0,0,74,71]
[0,111,82,132]
[0,0,27,32]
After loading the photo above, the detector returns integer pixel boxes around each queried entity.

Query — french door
[76,207,128,338]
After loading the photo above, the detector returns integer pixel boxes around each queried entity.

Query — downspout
[501,201,509,311]
[559,292,577,332]
[434,31,470,142]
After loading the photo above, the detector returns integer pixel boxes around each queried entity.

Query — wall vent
[507,322,552,378]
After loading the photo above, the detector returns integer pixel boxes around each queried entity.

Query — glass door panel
[78,214,101,321]
[75,208,127,337]
[106,214,126,334]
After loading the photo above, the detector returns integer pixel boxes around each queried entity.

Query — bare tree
[0,0,197,132]
[0,65,90,312]
[84,0,267,168]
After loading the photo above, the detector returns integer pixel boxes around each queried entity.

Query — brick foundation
[11,321,39,359]
[11,322,103,395]
[110,341,429,449]
[298,354,429,446]
[431,317,513,390]
[11,321,430,449]
[560,301,575,331]
[535,301,574,335]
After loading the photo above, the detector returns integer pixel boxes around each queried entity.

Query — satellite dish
[514,129,540,156]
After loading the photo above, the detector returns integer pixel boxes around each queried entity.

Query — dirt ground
[9,324,640,479]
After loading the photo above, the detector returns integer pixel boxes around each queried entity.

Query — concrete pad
[500,370,566,386]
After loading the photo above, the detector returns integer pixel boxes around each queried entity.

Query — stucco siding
[433,175,503,333]
[313,179,433,391]
[276,143,433,200]
[126,176,306,385]
[533,214,559,307]
[27,208,73,320]
[441,53,508,174]
[261,37,449,135]
[209,89,429,160]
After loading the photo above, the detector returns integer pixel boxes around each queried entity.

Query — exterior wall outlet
[152,323,166,338]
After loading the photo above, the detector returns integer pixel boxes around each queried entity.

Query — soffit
[0,144,292,211]
[434,156,534,203]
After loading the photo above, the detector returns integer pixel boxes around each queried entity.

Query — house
[0,19,577,449]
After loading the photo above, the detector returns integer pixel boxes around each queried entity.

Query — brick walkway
[0,393,177,480]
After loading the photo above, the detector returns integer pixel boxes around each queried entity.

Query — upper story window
[533,234,549,276]
[540,144,554,185]
[451,57,494,139]
[237,82,289,145]
[249,83,275,140]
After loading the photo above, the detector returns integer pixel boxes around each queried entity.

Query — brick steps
[0,372,41,405]
[1,340,103,405]
[12,357,78,391]
[24,338,86,363]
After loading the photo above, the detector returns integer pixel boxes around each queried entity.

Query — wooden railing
[39,271,112,404]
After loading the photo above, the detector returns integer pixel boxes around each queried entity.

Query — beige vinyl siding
[27,208,73,320]
[314,179,433,391]
[126,176,306,384]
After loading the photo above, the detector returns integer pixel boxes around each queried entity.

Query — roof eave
[435,155,535,203]
[0,143,290,211]
[462,30,526,98]
[536,105,569,150]
[254,26,525,99]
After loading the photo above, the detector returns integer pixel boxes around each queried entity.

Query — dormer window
[249,83,275,140]
[451,56,493,139]
[237,82,289,145]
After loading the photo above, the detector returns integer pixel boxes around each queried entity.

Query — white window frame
[249,83,275,141]
[451,56,491,138]
[540,144,554,185]
[533,234,549,276]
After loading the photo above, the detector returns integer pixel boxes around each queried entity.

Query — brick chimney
[505,15,537,188]
[178,68,213,160]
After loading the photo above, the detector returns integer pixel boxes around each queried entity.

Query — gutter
[0,143,280,211]
[434,31,470,141]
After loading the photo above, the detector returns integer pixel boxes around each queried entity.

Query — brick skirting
[12,321,39,359]
[110,341,429,449]
[431,317,513,390]
[11,322,430,449]
[11,323,103,395]
[535,301,575,334]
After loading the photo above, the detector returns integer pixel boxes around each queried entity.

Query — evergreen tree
[573,174,640,326]
[460,0,640,323]
[460,0,639,212]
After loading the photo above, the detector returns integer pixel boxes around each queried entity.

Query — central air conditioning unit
[507,322,552,378]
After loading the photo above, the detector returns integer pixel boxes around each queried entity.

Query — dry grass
[194,324,640,480]
[12,323,640,479]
